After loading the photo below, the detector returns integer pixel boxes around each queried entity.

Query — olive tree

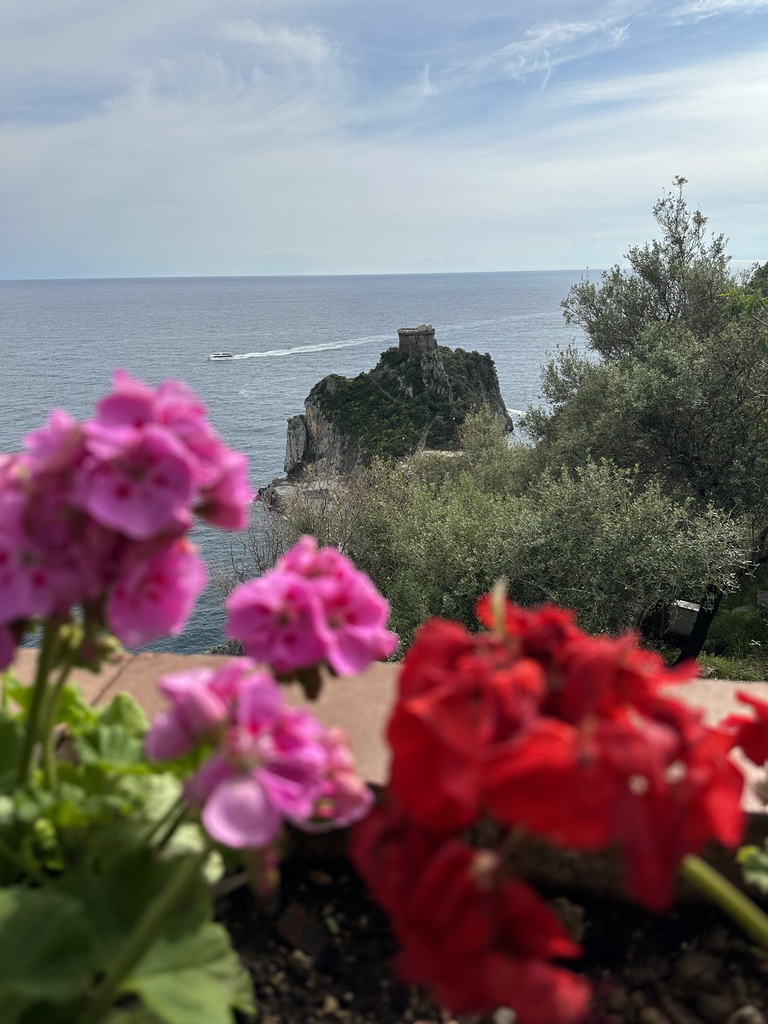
[523,180,768,657]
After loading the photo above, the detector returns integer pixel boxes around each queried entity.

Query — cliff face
[285,381,362,478]
[284,325,512,479]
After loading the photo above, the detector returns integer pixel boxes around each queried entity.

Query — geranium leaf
[99,691,149,733]
[106,1009,164,1024]
[0,887,96,1018]
[74,723,148,771]
[122,922,255,1024]
[53,684,100,734]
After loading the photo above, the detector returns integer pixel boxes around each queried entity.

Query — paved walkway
[9,648,768,813]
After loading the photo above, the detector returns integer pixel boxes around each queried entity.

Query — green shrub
[697,653,767,682]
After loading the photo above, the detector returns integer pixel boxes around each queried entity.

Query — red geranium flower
[388,617,545,831]
[352,808,589,1024]
[725,691,768,766]
[393,839,589,1024]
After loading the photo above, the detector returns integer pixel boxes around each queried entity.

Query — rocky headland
[260,325,512,508]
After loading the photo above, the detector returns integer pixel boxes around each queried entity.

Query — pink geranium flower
[107,538,207,647]
[148,662,373,848]
[226,536,397,676]
[304,726,374,831]
[78,424,196,540]
[186,670,328,849]
[226,570,328,674]
[0,371,252,655]
[146,666,231,761]
[92,371,253,527]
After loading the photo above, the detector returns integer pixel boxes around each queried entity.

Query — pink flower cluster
[0,372,252,659]
[226,536,398,675]
[146,659,372,848]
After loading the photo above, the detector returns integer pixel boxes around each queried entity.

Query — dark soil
[220,852,768,1024]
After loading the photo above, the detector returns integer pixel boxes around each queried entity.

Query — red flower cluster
[352,597,756,1024]
[352,803,589,1024]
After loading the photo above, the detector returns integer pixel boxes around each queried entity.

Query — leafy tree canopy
[523,179,768,523]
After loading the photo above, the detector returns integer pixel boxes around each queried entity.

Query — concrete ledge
[8,649,768,813]
[8,649,768,900]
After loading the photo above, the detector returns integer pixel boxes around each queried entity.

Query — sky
[1,0,766,279]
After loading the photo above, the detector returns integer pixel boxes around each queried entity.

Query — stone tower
[397,324,436,359]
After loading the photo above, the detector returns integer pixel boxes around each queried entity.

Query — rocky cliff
[283,324,512,480]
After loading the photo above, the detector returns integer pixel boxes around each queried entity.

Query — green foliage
[705,607,768,659]
[748,261,768,293]
[561,176,731,360]
[0,887,96,1020]
[523,319,768,518]
[291,413,746,650]
[121,922,254,1024]
[0,676,252,1024]
[697,654,766,682]
[525,180,768,539]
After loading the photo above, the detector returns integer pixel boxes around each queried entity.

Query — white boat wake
[232,334,389,360]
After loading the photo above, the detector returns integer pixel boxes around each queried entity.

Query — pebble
[493,1008,516,1024]
[638,1008,670,1024]
[673,950,722,993]
[696,992,739,1024]
[729,976,750,1001]
[310,870,334,886]
[322,994,341,1016]
[606,988,629,1013]
[704,926,730,954]
[727,1009,768,1024]
[288,948,314,979]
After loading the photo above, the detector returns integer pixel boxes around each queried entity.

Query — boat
[207,352,234,360]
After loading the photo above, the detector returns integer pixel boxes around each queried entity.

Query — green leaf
[54,684,100,734]
[99,692,149,734]
[56,849,212,969]
[1,675,31,713]
[74,723,148,771]
[116,772,182,823]
[0,887,96,1018]
[106,1009,164,1024]
[0,715,25,791]
[123,922,255,1024]
[73,693,150,773]
[738,841,768,894]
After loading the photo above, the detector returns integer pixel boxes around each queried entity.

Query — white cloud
[0,2,766,276]
[444,18,630,85]
[676,0,768,17]
[218,21,337,67]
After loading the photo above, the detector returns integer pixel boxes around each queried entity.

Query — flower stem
[145,794,188,850]
[17,621,60,786]
[40,655,76,790]
[76,847,209,1024]
[681,853,768,949]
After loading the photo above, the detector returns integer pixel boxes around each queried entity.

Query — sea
[0,270,588,653]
